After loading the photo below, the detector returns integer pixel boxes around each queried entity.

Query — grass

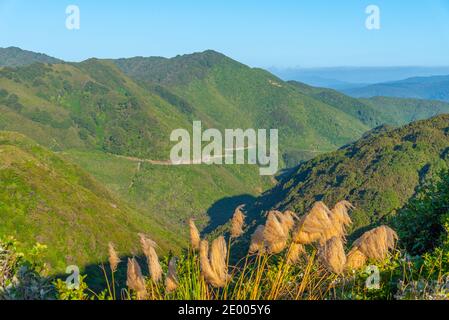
[42,200,446,301]
[2,50,449,295]
[62,149,274,239]
[0,131,182,273]
[3,181,449,300]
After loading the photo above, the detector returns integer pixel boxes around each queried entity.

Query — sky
[0,0,449,68]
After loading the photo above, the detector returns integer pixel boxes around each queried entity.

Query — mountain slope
[251,115,449,233]
[0,59,272,243]
[3,48,449,260]
[289,81,449,127]
[0,131,181,272]
[361,96,449,125]
[0,47,62,67]
[114,50,371,165]
[0,60,193,159]
[287,81,388,128]
[344,75,449,102]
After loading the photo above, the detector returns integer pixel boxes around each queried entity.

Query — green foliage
[362,96,449,125]
[395,170,449,255]
[114,50,371,165]
[254,115,449,234]
[54,275,92,300]
[0,237,53,300]
[2,48,449,291]
[291,81,449,128]
[0,132,180,272]
[65,150,272,238]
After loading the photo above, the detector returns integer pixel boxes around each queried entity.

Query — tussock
[292,202,334,245]
[249,225,265,253]
[329,201,353,241]
[351,226,398,261]
[230,205,246,238]
[249,211,297,254]
[108,242,120,273]
[165,257,178,293]
[293,201,354,245]
[277,211,297,234]
[345,248,367,270]
[286,243,305,265]
[126,258,147,300]
[139,234,163,283]
[319,237,347,274]
[263,211,290,254]
[107,200,400,300]
[200,237,229,288]
[210,236,229,283]
[189,219,201,250]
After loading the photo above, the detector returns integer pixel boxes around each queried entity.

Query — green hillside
[114,50,371,165]
[251,114,449,234]
[361,96,449,125]
[0,47,61,67]
[63,149,272,237]
[3,48,449,271]
[290,80,449,128]
[0,60,191,159]
[287,80,388,127]
[0,57,272,245]
[0,131,181,272]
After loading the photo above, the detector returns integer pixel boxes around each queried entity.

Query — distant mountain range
[344,75,449,102]
[270,66,449,91]
[2,47,449,272]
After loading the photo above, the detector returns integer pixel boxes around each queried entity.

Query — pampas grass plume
[126,258,147,300]
[139,234,163,283]
[189,219,201,250]
[108,242,120,273]
[230,205,246,238]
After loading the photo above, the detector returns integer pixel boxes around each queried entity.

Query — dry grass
[345,248,367,270]
[139,234,163,283]
[103,200,399,300]
[329,201,353,242]
[126,258,147,300]
[293,202,335,245]
[189,219,201,250]
[263,211,290,254]
[199,237,229,288]
[345,226,398,270]
[249,225,265,253]
[286,243,305,265]
[319,237,346,274]
[230,205,246,238]
[165,257,178,293]
[108,242,120,273]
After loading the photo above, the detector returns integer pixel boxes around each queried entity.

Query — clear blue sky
[1,0,448,68]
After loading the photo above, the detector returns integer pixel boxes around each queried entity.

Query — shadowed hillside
[250,114,449,235]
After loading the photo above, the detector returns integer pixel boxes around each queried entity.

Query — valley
[1,47,449,278]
